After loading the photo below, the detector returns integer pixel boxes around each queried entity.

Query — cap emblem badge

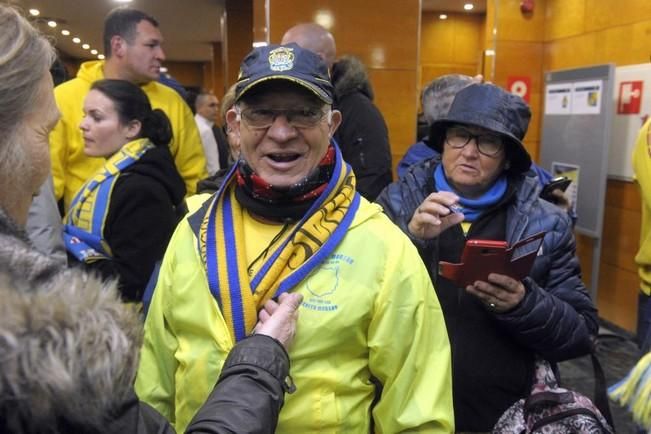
[268,47,294,72]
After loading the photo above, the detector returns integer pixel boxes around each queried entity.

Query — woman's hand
[407,191,465,239]
[255,292,303,350]
[466,273,525,313]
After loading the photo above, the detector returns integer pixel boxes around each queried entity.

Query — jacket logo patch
[302,254,354,312]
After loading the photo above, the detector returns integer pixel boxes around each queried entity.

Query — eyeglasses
[445,126,504,157]
[238,106,330,129]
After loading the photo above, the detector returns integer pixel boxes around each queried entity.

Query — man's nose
[156,46,166,61]
[266,114,298,141]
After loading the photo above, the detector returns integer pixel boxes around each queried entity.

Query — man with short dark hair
[49,7,207,209]
[135,43,454,433]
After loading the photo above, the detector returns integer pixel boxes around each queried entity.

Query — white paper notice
[572,80,603,115]
[545,83,572,115]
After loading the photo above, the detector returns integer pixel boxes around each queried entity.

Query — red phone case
[438,232,545,287]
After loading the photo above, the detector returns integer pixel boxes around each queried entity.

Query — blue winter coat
[376,159,598,362]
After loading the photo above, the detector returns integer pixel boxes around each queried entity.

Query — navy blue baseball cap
[234,43,334,104]
[428,83,532,173]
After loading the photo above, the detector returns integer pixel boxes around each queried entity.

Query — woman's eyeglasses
[445,126,504,157]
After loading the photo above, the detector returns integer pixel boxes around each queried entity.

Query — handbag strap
[590,351,615,430]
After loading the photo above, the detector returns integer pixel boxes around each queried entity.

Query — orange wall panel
[165,61,206,87]
[598,263,639,332]
[264,0,420,172]
[584,0,651,32]
[368,69,419,158]
[543,0,586,41]
[494,0,545,42]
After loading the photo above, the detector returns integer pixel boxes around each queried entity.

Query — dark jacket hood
[123,145,186,206]
[331,55,374,101]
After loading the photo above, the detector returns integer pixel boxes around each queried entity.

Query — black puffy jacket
[376,159,599,430]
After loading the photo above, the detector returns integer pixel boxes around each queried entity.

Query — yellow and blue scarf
[63,138,154,263]
[199,144,360,342]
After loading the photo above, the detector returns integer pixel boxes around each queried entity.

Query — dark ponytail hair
[90,79,172,146]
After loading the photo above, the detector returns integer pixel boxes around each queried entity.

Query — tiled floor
[558,325,641,433]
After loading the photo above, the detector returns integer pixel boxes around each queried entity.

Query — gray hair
[421,74,475,125]
[0,5,55,186]
[0,269,143,432]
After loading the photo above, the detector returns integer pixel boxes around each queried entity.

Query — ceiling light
[61,29,70,36]
[82,44,90,49]
[47,20,57,28]
[29,9,39,16]
[98,54,105,60]
[439,14,448,20]
[72,37,81,44]
[464,3,474,10]
[91,49,98,55]
[114,0,133,2]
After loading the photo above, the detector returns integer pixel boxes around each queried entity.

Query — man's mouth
[267,153,301,163]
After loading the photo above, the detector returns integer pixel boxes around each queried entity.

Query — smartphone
[540,176,571,201]
[438,233,544,287]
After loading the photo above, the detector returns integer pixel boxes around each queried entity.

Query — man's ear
[111,35,126,58]
[225,108,241,137]
[328,110,342,137]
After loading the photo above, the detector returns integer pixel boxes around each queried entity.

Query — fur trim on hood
[0,206,143,432]
[0,268,142,433]
[331,55,374,101]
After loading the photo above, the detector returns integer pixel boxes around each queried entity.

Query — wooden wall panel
[543,0,586,41]
[420,12,483,88]
[225,0,253,88]
[266,0,419,69]
[263,0,420,170]
[598,263,639,332]
[368,69,419,157]
[165,61,205,87]
[584,0,651,32]
[494,0,545,42]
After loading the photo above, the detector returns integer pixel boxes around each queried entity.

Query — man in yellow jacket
[633,118,651,352]
[135,43,454,433]
[49,8,206,209]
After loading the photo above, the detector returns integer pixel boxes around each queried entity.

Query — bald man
[282,24,393,201]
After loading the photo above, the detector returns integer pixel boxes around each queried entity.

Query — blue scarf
[433,164,507,222]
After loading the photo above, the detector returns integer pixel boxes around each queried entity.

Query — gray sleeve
[26,176,67,266]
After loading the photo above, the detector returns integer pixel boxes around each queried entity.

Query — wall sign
[507,76,531,103]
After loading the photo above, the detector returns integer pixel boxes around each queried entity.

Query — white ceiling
[10,0,224,62]
[9,0,484,62]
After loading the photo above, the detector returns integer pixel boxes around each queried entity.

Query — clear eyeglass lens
[241,108,325,128]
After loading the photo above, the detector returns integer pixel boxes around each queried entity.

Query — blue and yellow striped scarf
[200,144,360,342]
[63,138,154,263]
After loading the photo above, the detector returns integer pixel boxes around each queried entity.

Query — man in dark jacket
[376,83,599,431]
[282,23,393,201]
